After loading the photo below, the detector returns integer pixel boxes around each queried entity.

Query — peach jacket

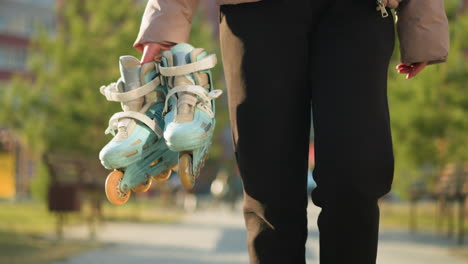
[134,0,449,64]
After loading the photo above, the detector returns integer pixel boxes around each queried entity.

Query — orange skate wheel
[179,152,194,190]
[132,178,152,193]
[154,170,172,183]
[105,170,131,205]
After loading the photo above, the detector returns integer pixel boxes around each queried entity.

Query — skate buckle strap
[106,111,163,137]
[100,77,161,102]
[163,85,223,118]
[159,54,217,77]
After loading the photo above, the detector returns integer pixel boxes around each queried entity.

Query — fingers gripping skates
[99,56,178,205]
[160,43,223,189]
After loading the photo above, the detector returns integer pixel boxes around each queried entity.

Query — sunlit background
[0,0,467,263]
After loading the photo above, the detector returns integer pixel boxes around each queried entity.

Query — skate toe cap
[99,124,158,169]
[163,122,212,151]
[99,142,140,169]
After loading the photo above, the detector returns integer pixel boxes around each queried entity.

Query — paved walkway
[52,205,468,264]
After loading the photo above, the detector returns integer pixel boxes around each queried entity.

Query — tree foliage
[388,1,468,196]
[0,0,143,157]
[0,0,231,198]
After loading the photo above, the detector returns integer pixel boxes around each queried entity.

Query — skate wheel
[179,152,194,190]
[154,170,172,183]
[105,170,131,205]
[132,178,152,193]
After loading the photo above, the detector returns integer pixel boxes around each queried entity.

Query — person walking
[133,0,449,263]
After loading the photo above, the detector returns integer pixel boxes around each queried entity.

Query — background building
[0,0,56,198]
[0,0,55,81]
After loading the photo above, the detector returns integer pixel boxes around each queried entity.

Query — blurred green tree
[0,0,230,199]
[0,0,142,155]
[388,1,468,197]
[0,0,144,200]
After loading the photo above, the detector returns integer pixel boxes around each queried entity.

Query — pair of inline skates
[99,43,222,205]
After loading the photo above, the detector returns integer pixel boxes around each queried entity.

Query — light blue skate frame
[119,140,178,192]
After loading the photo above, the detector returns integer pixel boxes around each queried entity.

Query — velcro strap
[163,85,223,118]
[101,77,161,102]
[178,96,198,107]
[165,85,210,106]
[159,54,217,77]
[107,111,163,137]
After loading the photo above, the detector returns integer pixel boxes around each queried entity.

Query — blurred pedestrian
[134,0,449,263]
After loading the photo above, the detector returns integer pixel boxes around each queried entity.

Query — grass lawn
[0,202,67,234]
[0,199,182,264]
[380,201,468,233]
[0,231,101,264]
[380,201,468,260]
[0,201,99,264]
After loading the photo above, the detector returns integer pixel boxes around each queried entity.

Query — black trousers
[219,0,395,263]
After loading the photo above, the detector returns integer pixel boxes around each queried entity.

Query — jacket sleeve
[396,0,449,64]
[134,0,200,51]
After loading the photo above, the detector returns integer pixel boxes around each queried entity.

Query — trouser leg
[220,1,395,263]
[309,1,396,263]
[220,1,313,263]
